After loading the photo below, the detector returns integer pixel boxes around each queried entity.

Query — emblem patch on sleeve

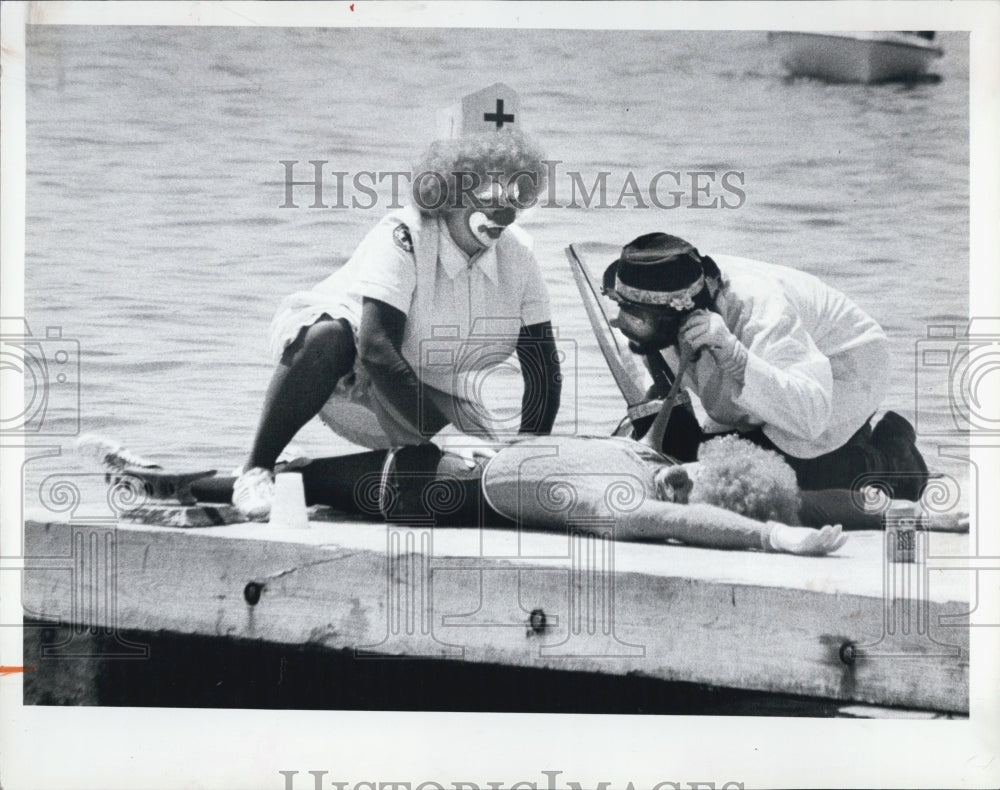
[392,223,413,252]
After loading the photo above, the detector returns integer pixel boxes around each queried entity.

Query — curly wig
[690,435,802,524]
[412,128,547,216]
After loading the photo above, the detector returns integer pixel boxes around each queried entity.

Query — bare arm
[586,499,847,555]
[358,297,450,437]
[516,321,562,435]
[612,500,771,549]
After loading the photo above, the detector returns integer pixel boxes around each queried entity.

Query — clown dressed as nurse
[233,84,561,520]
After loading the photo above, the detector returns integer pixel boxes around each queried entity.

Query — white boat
[768,31,943,84]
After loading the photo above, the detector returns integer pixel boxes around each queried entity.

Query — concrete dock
[21,507,969,714]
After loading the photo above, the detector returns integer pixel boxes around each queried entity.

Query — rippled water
[23,27,969,503]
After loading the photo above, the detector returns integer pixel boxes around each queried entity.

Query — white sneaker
[75,433,161,473]
[233,467,275,521]
[277,444,310,466]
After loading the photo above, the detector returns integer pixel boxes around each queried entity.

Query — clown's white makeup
[441,182,521,256]
[467,182,520,247]
[653,462,701,503]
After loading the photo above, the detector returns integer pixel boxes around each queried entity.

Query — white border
[2,2,998,789]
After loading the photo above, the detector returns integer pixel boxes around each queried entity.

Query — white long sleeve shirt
[658,255,890,459]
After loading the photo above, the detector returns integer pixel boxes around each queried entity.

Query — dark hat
[602,233,706,311]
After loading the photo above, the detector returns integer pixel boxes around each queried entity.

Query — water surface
[24,27,969,505]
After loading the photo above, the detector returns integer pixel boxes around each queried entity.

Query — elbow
[750,357,833,441]
[795,390,833,441]
[356,333,379,368]
[357,332,395,377]
[358,299,407,372]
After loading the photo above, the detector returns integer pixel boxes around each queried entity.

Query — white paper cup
[269,472,309,529]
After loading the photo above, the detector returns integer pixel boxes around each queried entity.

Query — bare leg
[245,317,356,471]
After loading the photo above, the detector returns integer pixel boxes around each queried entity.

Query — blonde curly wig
[690,435,802,524]
[412,128,547,216]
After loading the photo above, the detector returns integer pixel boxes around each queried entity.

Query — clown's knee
[284,318,356,379]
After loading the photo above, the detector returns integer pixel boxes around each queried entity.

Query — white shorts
[269,291,496,449]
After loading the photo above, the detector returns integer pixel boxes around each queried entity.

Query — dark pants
[653,406,927,499]
[727,424,883,492]
[193,445,515,528]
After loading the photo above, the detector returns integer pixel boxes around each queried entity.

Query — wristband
[762,521,780,552]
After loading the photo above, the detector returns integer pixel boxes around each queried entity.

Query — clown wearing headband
[233,84,560,520]
[603,232,929,499]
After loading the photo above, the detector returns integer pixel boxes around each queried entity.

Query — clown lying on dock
[79,432,856,556]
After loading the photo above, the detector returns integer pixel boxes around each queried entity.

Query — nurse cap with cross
[436,82,521,140]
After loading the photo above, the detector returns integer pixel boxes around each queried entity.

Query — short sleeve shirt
[301,207,551,396]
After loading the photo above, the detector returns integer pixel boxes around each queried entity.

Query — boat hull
[768,31,943,83]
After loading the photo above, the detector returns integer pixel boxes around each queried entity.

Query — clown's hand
[766,523,848,556]
[923,511,970,533]
[679,310,748,375]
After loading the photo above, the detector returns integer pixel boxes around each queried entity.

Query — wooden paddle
[565,244,663,422]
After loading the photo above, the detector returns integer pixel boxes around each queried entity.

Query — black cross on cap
[484,98,515,129]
